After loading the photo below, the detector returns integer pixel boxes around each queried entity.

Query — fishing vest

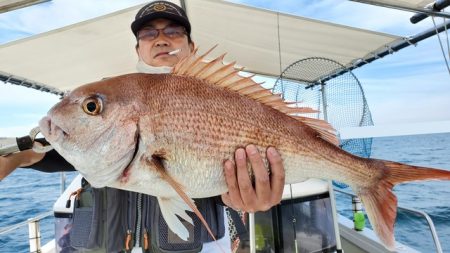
[66,178,226,253]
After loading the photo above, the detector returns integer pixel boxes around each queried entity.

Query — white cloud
[0,83,59,104]
[230,0,433,35]
[369,95,450,124]
[0,83,59,128]
[0,124,39,137]
[340,120,450,138]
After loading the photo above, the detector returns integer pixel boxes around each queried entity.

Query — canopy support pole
[349,0,450,19]
[410,0,450,24]
[0,71,63,96]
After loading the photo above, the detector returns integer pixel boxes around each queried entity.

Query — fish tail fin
[358,178,397,250]
[382,160,450,184]
[359,160,450,251]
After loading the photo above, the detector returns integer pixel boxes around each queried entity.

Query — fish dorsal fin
[172,46,339,146]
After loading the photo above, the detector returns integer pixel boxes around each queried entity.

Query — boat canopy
[0,0,49,13]
[0,0,434,93]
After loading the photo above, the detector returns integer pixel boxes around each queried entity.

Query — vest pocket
[69,185,104,250]
[197,198,225,243]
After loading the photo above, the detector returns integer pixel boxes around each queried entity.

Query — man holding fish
[0,1,285,252]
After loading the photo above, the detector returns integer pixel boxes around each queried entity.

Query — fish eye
[82,96,103,116]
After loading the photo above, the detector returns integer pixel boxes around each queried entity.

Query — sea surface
[1,133,450,252]
[335,132,450,253]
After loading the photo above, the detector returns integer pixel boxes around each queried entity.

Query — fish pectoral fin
[146,154,220,244]
[158,196,194,241]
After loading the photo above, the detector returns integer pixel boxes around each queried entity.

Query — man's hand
[221,145,285,212]
[0,145,45,180]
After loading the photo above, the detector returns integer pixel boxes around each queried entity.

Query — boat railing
[334,188,444,253]
[0,210,53,253]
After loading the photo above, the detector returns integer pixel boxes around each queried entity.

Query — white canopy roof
[0,0,407,92]
[0,0,48,13]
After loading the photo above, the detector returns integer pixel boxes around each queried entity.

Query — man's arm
[221,145,285,212]
[1,143,75,180]
[0,148,46,179]
[23,149,75,172]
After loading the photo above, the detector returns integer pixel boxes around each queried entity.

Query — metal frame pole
[321,83,344,253]
[28,219,41,253]
[0,70,64,96]
[349,0,450,19]
[410,0,450,23]
[249,213,256,253]
[314,20,450,86]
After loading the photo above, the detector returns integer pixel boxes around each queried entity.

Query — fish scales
[121,75,379,198]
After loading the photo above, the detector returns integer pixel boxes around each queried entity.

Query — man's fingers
[223,159,244,210]
[221,193,233,209]
[246,144,271,210]
[235,148,257,210]
[223,146,286,212]
[267,147,285,205]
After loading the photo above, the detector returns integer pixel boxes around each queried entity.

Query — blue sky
[0,0,449,137]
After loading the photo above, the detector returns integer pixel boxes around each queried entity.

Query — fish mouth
[39,116,69,142]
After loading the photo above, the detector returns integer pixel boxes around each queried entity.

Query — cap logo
[153,3,167,12]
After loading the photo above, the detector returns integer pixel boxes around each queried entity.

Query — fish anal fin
[358,180,397,251]
[172,46,338,147]
[146,155,225,252]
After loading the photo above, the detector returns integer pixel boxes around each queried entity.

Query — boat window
[238,192,337,253]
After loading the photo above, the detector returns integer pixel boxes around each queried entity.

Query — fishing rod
[0,127,53,156]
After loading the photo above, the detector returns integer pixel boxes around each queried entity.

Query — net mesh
[273,57,374,187]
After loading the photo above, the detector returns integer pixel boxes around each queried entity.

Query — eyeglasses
[137,25,186,41]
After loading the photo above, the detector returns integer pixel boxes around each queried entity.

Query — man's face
[136,18,193,67]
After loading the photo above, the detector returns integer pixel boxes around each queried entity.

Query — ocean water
[0,133,450,252]
[336,132,450,253]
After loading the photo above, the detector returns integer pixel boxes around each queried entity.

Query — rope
[431,15,450,76]
[403,36,415,46]
[277,12,283,77]
[444,9,450,61]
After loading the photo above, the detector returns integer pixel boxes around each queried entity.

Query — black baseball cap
[131,1,191,36]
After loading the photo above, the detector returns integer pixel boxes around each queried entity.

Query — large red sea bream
[39,48,450,250]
